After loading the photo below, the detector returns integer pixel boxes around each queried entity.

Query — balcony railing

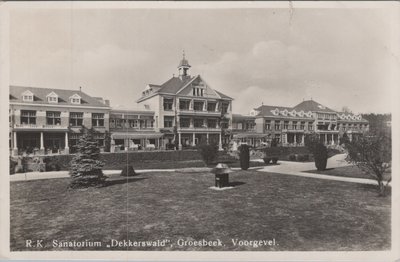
[13,124,68,130]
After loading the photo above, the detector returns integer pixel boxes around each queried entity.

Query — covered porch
[110,132,164,152]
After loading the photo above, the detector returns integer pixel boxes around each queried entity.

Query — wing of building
[232,99,369,147]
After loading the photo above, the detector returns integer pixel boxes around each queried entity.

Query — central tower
[177,51,191,79]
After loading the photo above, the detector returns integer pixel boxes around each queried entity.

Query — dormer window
[22,90,34,102]
[70,93,81,104]
[46,91,58,103]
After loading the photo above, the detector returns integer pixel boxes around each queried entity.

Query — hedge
[40,150,205,171]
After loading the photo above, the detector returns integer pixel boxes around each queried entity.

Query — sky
[9,6,397,114]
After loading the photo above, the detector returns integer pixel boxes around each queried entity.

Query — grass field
[303,165,392,180]
[10,170,391,251]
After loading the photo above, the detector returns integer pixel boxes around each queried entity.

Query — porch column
[192,133,196,146]
[301,134,305,145]
[206,133,209,144]
[294,134,297,144]
[218,132,223,151]
[12,132,18,156]
[178,132,182,150]
[324,133,327,145]
[40,132,44,150]
[64,132,69,154]
[13,132,17,149]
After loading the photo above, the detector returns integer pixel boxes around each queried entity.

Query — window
[308,122,314,131]
[46,111,61,125]
[22,95,33,102]
[300,122,305,130]
[179,100,190,110]
[201,89,204,96]
[128,119,138,128]
[221,102,229,114]
[193,88,196,96]
[246,122,255,130]
[292,121,298,130]
[47,96,58,103]
[207,102,216,112]
[283,121,289,130]
[164,116,174,128]
[275,121,281,130]
[237,123,243,130]
[92,113,104,127]
[208,119,217,128]
[163,98,173,111]
[265,120,271,130]
[194,118,204,128]
[20,110,36,125]
[179,118,190,128]
[70,97,81,104]
[193,101,204,111]
[70,112,83,126]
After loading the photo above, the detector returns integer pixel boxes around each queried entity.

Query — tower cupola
[177,51,191,79]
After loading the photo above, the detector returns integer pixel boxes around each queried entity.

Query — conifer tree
[69,127,105,188]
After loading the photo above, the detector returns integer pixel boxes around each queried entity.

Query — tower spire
[178,50,191,79]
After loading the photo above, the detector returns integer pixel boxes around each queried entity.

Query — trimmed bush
[314,143,328,171]
[271,157,279,164]
[121,165,136,177]
[263,158,271,164]
[289,154,296,161]
[296,154,310,162]
[239,144,250,170]
[198,143,218,165]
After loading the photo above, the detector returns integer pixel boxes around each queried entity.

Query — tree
[344,132,391,196]
[69,127,106,188]
[104,131,111,152]
[239,144,250,170]
[305,132,328,171]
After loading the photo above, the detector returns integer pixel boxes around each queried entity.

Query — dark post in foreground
[213,163,233,188]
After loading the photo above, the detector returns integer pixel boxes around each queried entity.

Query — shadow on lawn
[228,181,246,187]
[105,177,148,187]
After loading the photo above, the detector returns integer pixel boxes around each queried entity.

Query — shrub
[198,142,218,165]
[69,127,106,188]
[271,157,279,164]
[288,154,296,161]
[297,154,309,162]
[10,158,17,174]
[239,144,250,170]
[263,158,271,164]
[314,143,328,171]
[121,165,136,177]
[345,132,391,196]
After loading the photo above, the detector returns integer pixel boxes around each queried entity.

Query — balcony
[178,126,221,132]
[177,108,222,116]
[13,124,69,131]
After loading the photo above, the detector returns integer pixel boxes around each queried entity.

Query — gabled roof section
[157,76,194,94]
[21,90,34,96]
[254,105,293,117]
[293,100,336,113]
[9,85,109,107]
[69,93,82,99]
[46,91,58,97]
[215,90,233,100]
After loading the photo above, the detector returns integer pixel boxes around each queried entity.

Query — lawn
[10,170,391,251]
[303,165,392,180]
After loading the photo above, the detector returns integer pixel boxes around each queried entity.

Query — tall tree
[345,132,391,196]
[69,127,106,188]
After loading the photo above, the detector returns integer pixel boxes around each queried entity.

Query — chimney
[104,99,110,106]
[79,86,82,92]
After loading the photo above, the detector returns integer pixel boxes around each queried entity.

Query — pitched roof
[157,76,194,94]
[254,105,293,117]
[232,114,255,121]
[215,90,233,100]
[9,85,109,108]
[293,100,336,113]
